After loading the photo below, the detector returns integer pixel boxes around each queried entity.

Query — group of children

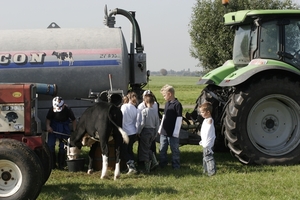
[46,84,217,176]
[120,84,186,173]
[121,89,160,173]
[121,84,216,176]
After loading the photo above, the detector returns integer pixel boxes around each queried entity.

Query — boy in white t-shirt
[199,102,216,176]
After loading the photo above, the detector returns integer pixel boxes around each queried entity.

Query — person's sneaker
[127,167,137,174]
[126,162,137,175]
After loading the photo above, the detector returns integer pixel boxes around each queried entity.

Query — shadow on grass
[41,178,177,199]
[40,172,178,200]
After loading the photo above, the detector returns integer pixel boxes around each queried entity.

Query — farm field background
[144,75,203,106]
[38,76,300,200]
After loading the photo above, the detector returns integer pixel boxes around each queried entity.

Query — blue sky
[0,0,199,72]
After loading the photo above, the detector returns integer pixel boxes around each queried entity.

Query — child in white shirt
[199,102,216,176]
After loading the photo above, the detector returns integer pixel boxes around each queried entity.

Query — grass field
[145,75,204,106]
[39,144,300,200]
[38,76,300,200]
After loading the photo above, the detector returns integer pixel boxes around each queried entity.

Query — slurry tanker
[0,5,147,199]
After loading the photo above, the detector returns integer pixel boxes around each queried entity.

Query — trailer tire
[224,75,300,165]
[35,143,52,184]
[0,139,44,200]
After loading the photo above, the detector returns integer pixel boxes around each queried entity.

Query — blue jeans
[203,147,216,176]
[159,134,180,169]
[47,120,70,154]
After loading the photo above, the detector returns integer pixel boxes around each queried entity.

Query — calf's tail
[117,127,129,144]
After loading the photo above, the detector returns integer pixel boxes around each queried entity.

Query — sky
[1,1,300,73]
[0,0,199,72]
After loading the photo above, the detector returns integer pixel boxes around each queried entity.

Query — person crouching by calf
[46,96,77,170]
[136,94,160,173]
[198,102,216,176]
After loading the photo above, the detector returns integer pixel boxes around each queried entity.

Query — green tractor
[195,9,300,165]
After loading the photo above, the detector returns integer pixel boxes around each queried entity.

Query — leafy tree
[160,68,168,76]
[189,0,298,71]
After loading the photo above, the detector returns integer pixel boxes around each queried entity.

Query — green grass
[39,144,300,200]
[145,76,204,105]
[38,76,300,199]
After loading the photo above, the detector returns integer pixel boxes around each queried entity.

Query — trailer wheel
[35,143,52,184]
[0,139,44,200]
[224,75,300,165]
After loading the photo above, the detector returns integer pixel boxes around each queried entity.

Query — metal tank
[0,28,129,98]
[0,6,147,128]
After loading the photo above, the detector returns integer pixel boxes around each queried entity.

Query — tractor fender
[219,61,300,87]
[198,60,236,85]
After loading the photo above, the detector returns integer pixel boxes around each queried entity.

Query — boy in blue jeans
[158,84,182,169]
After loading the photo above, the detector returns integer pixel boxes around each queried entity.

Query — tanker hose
[108,8,143,53]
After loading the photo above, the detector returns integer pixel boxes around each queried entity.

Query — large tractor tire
[0,139,44,200]
[35,142,53,184]
[224,75,300,165]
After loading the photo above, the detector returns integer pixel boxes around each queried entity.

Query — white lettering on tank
[13,54,27,64]
[30,53,46,63]
[0,54,10,64]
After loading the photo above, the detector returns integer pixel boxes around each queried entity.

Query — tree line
[150,68,202,76]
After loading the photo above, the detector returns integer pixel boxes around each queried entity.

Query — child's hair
[127,91,138,106]
[144,94,154,106]
[199,102,213,113]
[160,84,175,95]
[122,95,129,104]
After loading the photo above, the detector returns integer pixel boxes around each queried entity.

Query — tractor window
[232,25,251,65]
[259,22,279,59]
[284,19,300,68]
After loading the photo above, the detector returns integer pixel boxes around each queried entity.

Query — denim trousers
[47,120,70,154]
[203,147,216,176]
[159,134,180,169]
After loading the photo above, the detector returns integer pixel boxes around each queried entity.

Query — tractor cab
[227,10,300,69]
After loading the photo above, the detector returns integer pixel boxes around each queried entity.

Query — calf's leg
[101,154,108,179]
[87,143,98,174]
[114,148,121,180]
